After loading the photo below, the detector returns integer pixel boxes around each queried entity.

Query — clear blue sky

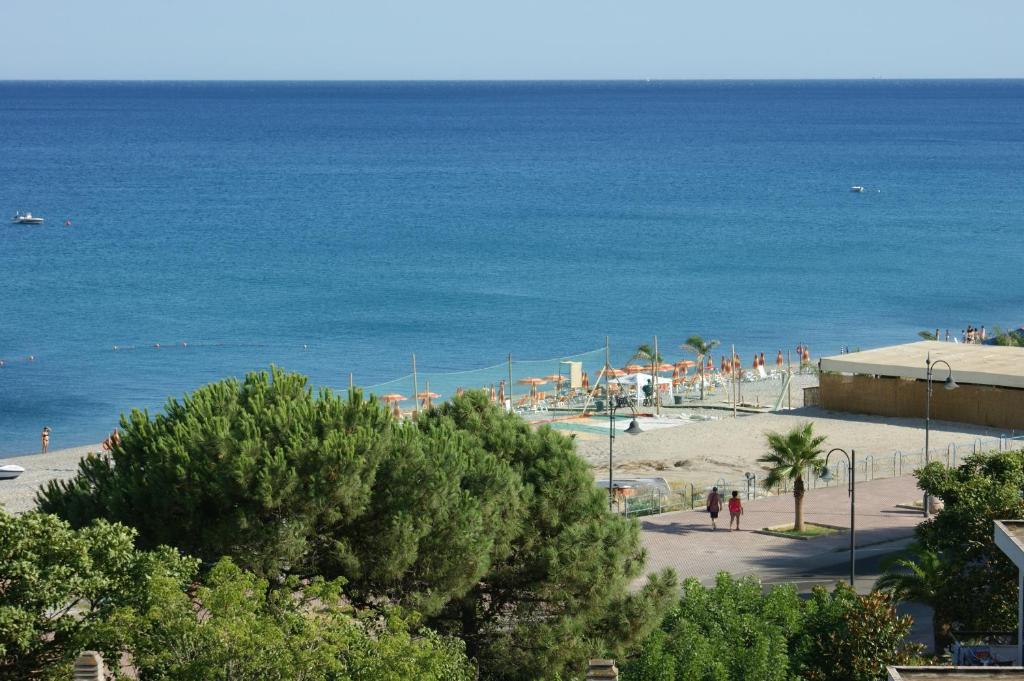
[2,0,1021,80]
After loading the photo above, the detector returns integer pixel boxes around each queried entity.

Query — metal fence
[619,432,1024,518]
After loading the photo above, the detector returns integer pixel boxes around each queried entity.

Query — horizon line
[1,77,1023,83]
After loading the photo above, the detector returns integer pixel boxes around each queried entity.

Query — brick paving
[639,474,925,586]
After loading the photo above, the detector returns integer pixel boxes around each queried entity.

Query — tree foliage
[0,511,197,681]
[123,558,475,681]
[758,422,826,532]
[36,370,675,680]
[622,574,800,681]
[911,451,1024,633]
[623,575,920,681]
[792,583,922,681]
[875,543,956,652]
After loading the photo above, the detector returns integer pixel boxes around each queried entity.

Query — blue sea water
[1,80,1023,454]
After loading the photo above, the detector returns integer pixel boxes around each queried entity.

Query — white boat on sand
[0,464,25,480]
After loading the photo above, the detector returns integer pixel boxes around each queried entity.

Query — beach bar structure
[818,341,1024,430]
[993,520,1024,666]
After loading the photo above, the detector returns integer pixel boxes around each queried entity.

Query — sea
[1,80,1022,454]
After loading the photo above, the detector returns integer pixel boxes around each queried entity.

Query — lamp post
[608,392,643,511]
[924,353,958,517]
[819,448,855,587]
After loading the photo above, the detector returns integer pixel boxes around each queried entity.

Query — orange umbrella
[416,390,440,408]
[623,364,646,374]
[582,371,590,390]
[542,374,566,385]
[720,355,729,374]
[706,356,714,370]
[601,366,626,378]
[675,360,695,370]
[379,393,407,403]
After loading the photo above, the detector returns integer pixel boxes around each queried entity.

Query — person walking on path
[706,486,722,530]
[728,490,744,531]
[41,426,51,454]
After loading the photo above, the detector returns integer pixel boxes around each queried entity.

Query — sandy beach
[574,405,1006,486]
[0,444,99,514]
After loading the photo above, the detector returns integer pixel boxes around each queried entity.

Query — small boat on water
[850,186,865,193]
[0,464,25,480]
[12,212,44,224]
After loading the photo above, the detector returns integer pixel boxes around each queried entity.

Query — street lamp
[608,393,643,511]
[924,353,957,517]
[818,447,856,587]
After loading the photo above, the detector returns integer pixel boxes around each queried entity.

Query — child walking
[728,490,744,531]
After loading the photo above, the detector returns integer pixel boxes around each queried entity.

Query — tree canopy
[910,450,1024,633]
[37,369,675,680]
[622,575,920,681]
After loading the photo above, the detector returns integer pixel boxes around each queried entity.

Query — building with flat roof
[887,668,1024,679]
[818,341,1024,430]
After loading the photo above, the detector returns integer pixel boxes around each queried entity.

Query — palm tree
[632,344,664,406]
[876,544,954,653]
[681,335,719,401]
[758,422,826,532]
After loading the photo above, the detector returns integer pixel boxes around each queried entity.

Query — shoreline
[0,444,100,514]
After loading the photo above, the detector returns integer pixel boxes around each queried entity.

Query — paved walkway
[640,474,924,588]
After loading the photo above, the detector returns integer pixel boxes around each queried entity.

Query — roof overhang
[820,341,1024,390]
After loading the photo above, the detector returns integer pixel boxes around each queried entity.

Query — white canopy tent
[610,372,673,404]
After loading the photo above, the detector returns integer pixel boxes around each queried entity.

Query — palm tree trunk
[794,476,805,531]
[699,358,705,401]
[933,608,953,655]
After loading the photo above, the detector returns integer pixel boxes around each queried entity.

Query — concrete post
[73,651,104,680]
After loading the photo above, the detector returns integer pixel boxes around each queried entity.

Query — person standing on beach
[728,490,744,531]
[706,486,722,530]
[41,426,51,453]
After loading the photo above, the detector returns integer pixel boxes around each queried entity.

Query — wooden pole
[412,354,419,417]
[787,350,793,409]
[507,353,513,413]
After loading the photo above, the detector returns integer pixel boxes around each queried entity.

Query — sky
[1,0,1022,80]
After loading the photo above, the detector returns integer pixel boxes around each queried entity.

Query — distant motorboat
[12,212,44,224]
[0,464,25,480]
[850,186,865,193]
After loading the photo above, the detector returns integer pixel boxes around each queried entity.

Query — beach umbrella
[720,356,729,374]
[623,364,646,374]
[582,371,590,390]
[776,350,784,368]
[706,356,714,371]
[379,393,407,403]
[759,352,766,369]
[601,366,626,378]
[416,389,440,408]
[517,377,547,405]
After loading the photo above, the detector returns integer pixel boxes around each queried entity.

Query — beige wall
[819,373,1024,430]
